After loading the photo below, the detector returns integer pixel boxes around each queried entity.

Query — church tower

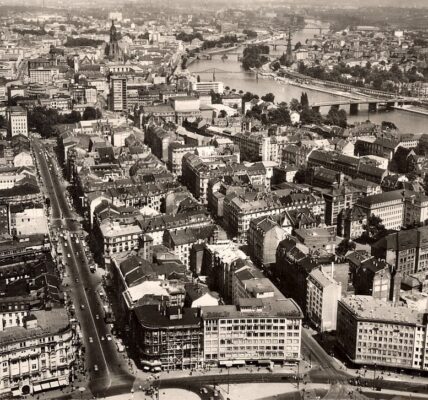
[107,20,121,61]
[285,28,294,65]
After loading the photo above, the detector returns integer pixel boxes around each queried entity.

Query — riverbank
[394,105,428,117]
[271,75,364,101]
[202,45,240,55]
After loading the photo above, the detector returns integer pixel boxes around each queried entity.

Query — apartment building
[307,150,387,184]
[181,153,259,205]
[405,192,428,227]
[355,190,406,230]
[167,142,197,176]
[163,225,219,268]
[372,226,428,276]
[7,106,28,137]
[28,68,56,84]
[247,215,290,266]
[99,221,142,264]
[224,191,324,244]
[306,267,342,332]
[337,296,428,371]
[0,309,76,397]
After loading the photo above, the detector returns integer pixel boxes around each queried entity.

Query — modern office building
[192,81,224,94]
[110,76,127,112]
[336,295,428,371]
[7,106,28,137]
[306,267,342,332]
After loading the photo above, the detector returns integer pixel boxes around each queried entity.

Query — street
[32,139,135,397]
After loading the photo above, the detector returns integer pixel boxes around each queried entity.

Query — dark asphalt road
[33,139,135,397]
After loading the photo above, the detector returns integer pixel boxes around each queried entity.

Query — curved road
[32,139,135,397]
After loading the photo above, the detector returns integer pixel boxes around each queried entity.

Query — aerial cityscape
[0,1,428,400]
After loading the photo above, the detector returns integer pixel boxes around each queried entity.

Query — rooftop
[341,295,423,325]
[0,309,70,347]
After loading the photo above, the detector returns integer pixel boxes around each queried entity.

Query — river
[188,24,428,134]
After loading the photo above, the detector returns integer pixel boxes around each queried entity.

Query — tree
[218,110,227,118]
[243,29,258,39]
[267,102,290,126]
[300,92,309,108]
[336,239,356,256]
[0,115,5,129]
[242,45,270,70]
[261,93,275,103]
[64,37,104,47]
[210,90,222,104]
[289,98,302,112]
[242,92,258,103]
[391,146,411,173]
[82,107,98,121]
[362,214,386,242]
[300,107,322,125]
[294,41,302,51]
[325,107,347,128]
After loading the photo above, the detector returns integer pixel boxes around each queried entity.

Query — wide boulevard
[32,138,135,397]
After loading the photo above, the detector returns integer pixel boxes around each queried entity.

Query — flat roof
[0,309,70,346]
[340,295,423,325]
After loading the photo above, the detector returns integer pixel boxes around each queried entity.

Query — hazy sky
[2,0,428,7]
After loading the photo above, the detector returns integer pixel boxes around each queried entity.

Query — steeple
[286,27,293,65]
[110,20,117,43]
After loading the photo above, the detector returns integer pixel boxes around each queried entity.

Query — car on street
[106,334,112,341]
[89,337,93,343]
[95,314,99,320]
[67,253,71,258]
[101,336,105,341]
[75,278,79,283]
[200,388,208,394]
[94,365,98,372]
[80,304,85,310]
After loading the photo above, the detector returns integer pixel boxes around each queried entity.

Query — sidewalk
[133,361,312,386]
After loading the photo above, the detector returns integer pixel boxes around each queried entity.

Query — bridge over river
[310,97,414,114]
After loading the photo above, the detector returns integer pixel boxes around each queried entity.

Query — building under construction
[130,304,203,371]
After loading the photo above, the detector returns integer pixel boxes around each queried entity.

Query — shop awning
[153,366,162,372]
[32,385,42,393]
[41,383,51,390]
[141,360,162,367]
[258,360,271,366]
[50,381,59,388]
[219,361,233,367]
[58,378,68,387]
[11,389,21,397]
[233,360,246,366]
